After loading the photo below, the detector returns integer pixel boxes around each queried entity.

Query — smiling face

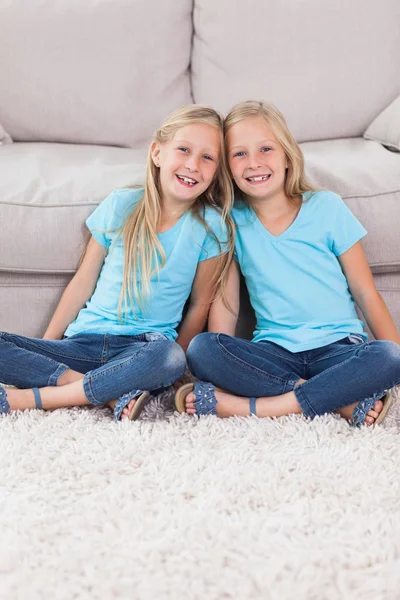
[227,116,289,204]
[151,123,220,208]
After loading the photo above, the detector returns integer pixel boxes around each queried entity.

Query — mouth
[245,174,271,184]
[176,174,199,188]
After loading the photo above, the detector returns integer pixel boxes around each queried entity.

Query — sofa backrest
[191,0,400,142]
[0,0,193,148]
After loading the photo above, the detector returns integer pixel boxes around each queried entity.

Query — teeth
[247,175,270,182]
[177,175,197,184]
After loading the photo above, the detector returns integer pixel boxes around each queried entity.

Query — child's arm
[339,241,400,344]
[208,260,240,335]
[176,254,229,352]
[43,237,106,340]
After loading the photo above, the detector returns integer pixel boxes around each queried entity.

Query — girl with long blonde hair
[0,105,235,421]
[175,100,400,427]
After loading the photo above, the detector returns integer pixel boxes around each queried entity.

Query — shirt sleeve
[330,195,367,256]
[86,189,141,248]
[86,191,117,248]
[198,213,230,262]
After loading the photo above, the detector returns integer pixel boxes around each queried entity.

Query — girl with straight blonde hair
[176,100,400,428]
[0,105,235,421]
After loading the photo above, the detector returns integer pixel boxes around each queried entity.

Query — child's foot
[185,388,251,417]
[336,399,384,425]
[108,391,151,421]
[180,382,301,418]
[108,398,136,419]
[1,387,38,412]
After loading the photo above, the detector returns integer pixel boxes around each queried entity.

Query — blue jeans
[0,331,186,406]
[186,333,400,417]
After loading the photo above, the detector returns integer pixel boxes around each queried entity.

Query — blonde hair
[224,100,315,200]
[119,104,235,319]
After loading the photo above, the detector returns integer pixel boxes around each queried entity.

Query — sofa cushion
[0,143,147,273]
[302,138,400,271]
[364,95,400,152]
[0,0,192,148]
[0,123,13,145]
[192,0,400,142]
[0,272,72,337]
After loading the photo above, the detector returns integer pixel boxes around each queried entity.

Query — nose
[184,154,200,172]
[248,153,262,170]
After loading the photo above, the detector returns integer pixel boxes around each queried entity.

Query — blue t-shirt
[233,191,368,352]
[65,188,227,340]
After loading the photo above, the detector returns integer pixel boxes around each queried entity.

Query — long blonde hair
[119,105,235,319]
[224,100,315,200]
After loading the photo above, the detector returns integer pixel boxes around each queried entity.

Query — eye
[203,154,214,161]
[178,146,189,153]
[261,147,271,153]
[233,151,245,158]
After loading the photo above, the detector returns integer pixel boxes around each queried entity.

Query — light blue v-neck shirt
[233,190,368,352]
[65,188,227,340]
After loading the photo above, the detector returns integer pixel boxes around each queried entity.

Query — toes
[121,399,136,419]
[374,399,383,413]
[185,394,195,409]
[185,393,196,415]
[365,415,375,425]
[367,409,379,419]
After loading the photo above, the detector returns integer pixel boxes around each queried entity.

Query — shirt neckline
[157,211,189,238]
[249,196,305,241]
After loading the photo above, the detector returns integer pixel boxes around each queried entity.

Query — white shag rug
[1,389,400,600]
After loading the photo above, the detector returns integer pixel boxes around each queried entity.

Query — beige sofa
[0,0,399,338]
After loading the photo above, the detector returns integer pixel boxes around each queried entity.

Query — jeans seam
[310,343,367,365]
[83,377,97,405]
[0,333,101,363]
[216,334,298,386]
[257,341,303,365]
[48,364,69,386]
[303,343,374,385]
[294,386,316,418]
[101,335,108,364]
[0,336,80,370]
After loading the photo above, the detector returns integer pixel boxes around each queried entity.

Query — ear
[151,141,161,167]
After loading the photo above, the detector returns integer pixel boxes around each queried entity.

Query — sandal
[174,381,257,416]
[0,384,43,414]
[113,390,151,422]
[375,389,396,425]
[352,389,392,427]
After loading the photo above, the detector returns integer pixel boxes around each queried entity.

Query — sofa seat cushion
[302,138,400,272]
[0,143,146,273]
[0,272,72,337]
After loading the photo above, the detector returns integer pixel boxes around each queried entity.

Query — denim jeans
[0,331,186,406]
[186,332,400,417]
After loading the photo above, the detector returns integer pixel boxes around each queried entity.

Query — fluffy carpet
[1,390,400,600]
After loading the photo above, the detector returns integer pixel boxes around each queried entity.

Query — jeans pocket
[144,332,168,342]
[347,335,365,345]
